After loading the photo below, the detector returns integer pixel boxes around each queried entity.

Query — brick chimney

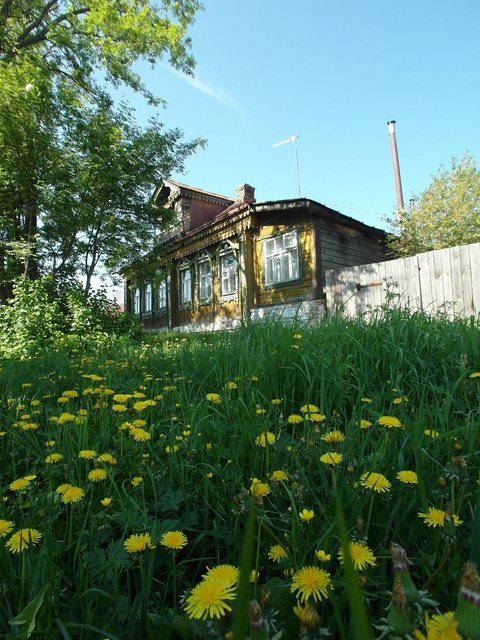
[236,183,255,204]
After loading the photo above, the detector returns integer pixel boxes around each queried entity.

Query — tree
[0,0,202,101]
[387,154,480,257]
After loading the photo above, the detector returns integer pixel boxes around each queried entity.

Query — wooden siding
[325,241,480,318]
[254,223,314,306]
[317,219,387,293]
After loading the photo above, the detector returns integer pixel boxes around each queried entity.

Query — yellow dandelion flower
[299,508,315,522]
[377,415,402,428]
[98,453,117,465]
[61,390,78,398]
[255,407,266,415]
[300,404,319,413]
[413,611,461,640]
[315,550,331,562]
[206,393,222,404]
[270,470,288,482]
[6,528,42,553]
[361,397,372,403]
[397,470,418,484]
[339,540,377,570]
[113,394,132,403]
[293,334,302,339]
[165,444,179,453]
[469,372,480,379]
[112,404,128,412]
[271,398,282,405]
[360,472,391,493]
[132,419,146,427]
[321,430,345,444]
[293,602,321,631]
[100,497,112,507]
[45,440,56,447]
[308,412,326,423]
[268,544,288,562]
[160,530,188,550]
[0,519,14,537]
[124,533,155,553]
[290,566,331,603]
[255,432,276,447]
[57,396,70,404]
[9,477,32,491]
[88,468,107,482]
[184,578,236,620]
[45,453,64,464]
[250,478,270,498]
[57,413,76,424]
[424,429,440,438]
[203,565,240,584]
[226,381,237,389]
[131,476,143,487]
[320,452,343,466]
[418,508,463,528]
[249,569,258,583]
[56,484,85,504]
[287,413,303,424]
[78,449,97,459]
[359,419,373,429]
[130,427,151,442]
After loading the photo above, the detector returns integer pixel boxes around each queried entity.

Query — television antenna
[272,134,302,197]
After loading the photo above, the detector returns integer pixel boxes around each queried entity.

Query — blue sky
[116,0,480,232]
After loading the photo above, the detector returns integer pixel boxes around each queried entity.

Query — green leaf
[8,584,49,639]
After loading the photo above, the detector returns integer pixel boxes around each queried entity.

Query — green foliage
[0,276,140,359]
[387,153,480,256]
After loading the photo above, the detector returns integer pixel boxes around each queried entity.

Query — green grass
[0,310,479,639]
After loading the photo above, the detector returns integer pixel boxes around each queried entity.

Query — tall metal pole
[387,120,405,211]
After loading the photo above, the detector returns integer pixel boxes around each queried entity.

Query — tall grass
[0,310,479,638]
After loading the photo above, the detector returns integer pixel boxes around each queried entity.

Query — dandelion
[98,453,117,465]
[397,470,418,484]
[360,472,391,493]
[88,469,107,482]
[165,444,179,453]
[101,497,112,507]
[290,566,331,603]
[184,578,236,620]
[424,429,440,438]
[203,565,240,584]
[320,452,343,466]
[0,519,14,537]
[6,528,42,553]
[78,449,97,459]
[287,414,303,424]
[378,415,402,428]
[160,530,188,550]
[124,533,155,553]
[293,603,321,631]
[206,393,222,404]
[469,372,480,379]
[45,453,64,464]
[255,432,276,447]
[270,470,288,482]
[339,541,377,571]
[418,508,463,528]
[271,398,282,405]
[9,477,32,491]
[299,509,315,522]
[361,397,372,403]
[130,427,151,442]
[113,393,132,403]
[308,413,326,423]
[226,381,237,389]
[131,476,143,487]
[56,484,85,504]
[315,550,331,563]
[268,545,288,562]
[359,419,373,429]
[112,404,128,412]
[300,404,319,413]
[250,478,270,498]
[321,430,345,444]
[413,612,460,640]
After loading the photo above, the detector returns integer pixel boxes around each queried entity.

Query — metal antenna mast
[272,135,302,197]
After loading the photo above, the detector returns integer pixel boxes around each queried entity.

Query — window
[263,230,300,285]
[178,263,192,306]
[144,283,152,313]
[157,279,167,311]
[197,257,213,303]
[133,288,141,315]
[219,252,238,297]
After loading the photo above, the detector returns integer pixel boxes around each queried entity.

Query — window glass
[263,230,300,285]
[220,253,238,296]
[157,279,167,310]
[144,283,152,312]
[133,288,141,315]
[179,266,191,305]
[198,260,212,302]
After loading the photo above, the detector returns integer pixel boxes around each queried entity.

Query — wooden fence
[325,242,480,318]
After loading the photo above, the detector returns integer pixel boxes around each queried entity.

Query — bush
[0,276,140,359]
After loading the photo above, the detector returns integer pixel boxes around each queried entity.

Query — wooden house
[124,179,388,330]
